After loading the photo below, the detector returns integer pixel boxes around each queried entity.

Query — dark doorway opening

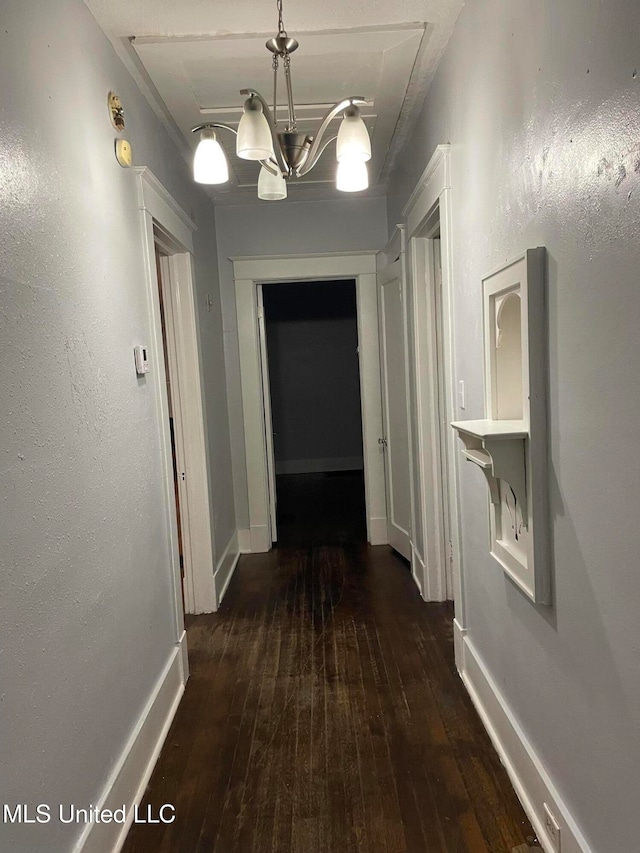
[262,280,367,547]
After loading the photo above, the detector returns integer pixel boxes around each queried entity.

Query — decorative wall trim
[213,532,240,607]
[135,167,197,249]
[275,457,364,475]
[455,624,593,853]
[402,143,451,227]
[76,642,186,853]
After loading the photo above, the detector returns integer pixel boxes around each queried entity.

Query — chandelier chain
[272,54,279,126]
[277,0,286,36]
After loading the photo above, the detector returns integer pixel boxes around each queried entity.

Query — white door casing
[256,285,278,543]
[233,252,387,553]
[377,248,412,561]
[402,145,466,634]
[136,167,216,621]
[432,238,455,598]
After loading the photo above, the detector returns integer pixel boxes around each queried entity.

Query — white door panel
[257,286,277,543]
[378,258,412,560]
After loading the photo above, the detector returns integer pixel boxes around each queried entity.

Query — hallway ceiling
[84,0,463,204]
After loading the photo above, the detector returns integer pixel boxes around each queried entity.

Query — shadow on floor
[275,470,367,548]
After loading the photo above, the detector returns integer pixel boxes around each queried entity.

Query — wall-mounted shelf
[451,420,528,521]
[451,249,550,604]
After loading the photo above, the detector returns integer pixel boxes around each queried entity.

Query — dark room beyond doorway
[262,280,366,547]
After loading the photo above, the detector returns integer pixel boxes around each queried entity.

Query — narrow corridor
[122,542,538,853]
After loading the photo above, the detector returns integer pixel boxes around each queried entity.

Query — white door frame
[403,145,466,631]
[232,252,387,552]
[376,227,414,564]
[136,167,216,620]
[256,285,278,542]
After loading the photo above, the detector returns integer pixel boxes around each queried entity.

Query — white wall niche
[452,248,550,604]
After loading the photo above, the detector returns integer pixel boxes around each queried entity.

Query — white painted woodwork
[137,167,217,614]
[76,636,187,853]
[432,238,454,599]
[377,254,412,561]
[403,145,463,607]
[256,286,278,543]
[455,622,594,853]
[452,248,550,605]
[233,253,387,551]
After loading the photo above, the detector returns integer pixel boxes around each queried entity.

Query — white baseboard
[250,524,271,553]
[275,456,364,475]
[453,618,466,671]
[411,545,425,599]
[237,528,252,553]
[368,516,388,545]
[455,624,592,853]
[237,525,270,554]
[75,637,187,853]
[213,531,240,607]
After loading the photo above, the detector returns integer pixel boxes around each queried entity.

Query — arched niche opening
[494,292,523,420]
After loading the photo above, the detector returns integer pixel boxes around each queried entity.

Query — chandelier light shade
[258,165,287,200]
[193,128,229,184]
[190,0,372,199]
[336,106,372,163]
[336,160,369,193]
[237,97,274,161]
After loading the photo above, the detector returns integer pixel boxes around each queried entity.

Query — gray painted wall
[263,281,363,473]
[0,1,234,850]
[388,1,640,849]
[214,197,388,530]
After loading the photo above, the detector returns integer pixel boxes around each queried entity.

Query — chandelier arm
[297,96,368,177]
[260,158,280,177]
[294,135,337,177]
[191,122,238,135]
[240,88,289,175]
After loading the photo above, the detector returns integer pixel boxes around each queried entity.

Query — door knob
[378,437,388,447]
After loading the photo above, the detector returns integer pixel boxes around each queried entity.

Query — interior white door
[257,285,278,543]
[378,258,412,560]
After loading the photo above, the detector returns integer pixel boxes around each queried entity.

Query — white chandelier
[191,0,372,200]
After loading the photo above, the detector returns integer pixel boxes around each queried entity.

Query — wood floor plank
[122,473,538,853]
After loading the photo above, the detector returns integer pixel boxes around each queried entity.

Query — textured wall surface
[0,1,234,850]
[214,197,388,529]
[388,1,640,849]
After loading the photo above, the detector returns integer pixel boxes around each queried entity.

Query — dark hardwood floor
[123,474,539,853]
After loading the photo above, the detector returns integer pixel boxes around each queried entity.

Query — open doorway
[402,146,463,625]
[155,245,186,613]
[260,280,367,547]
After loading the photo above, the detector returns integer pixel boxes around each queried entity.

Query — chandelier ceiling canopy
[191,0,372,200]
